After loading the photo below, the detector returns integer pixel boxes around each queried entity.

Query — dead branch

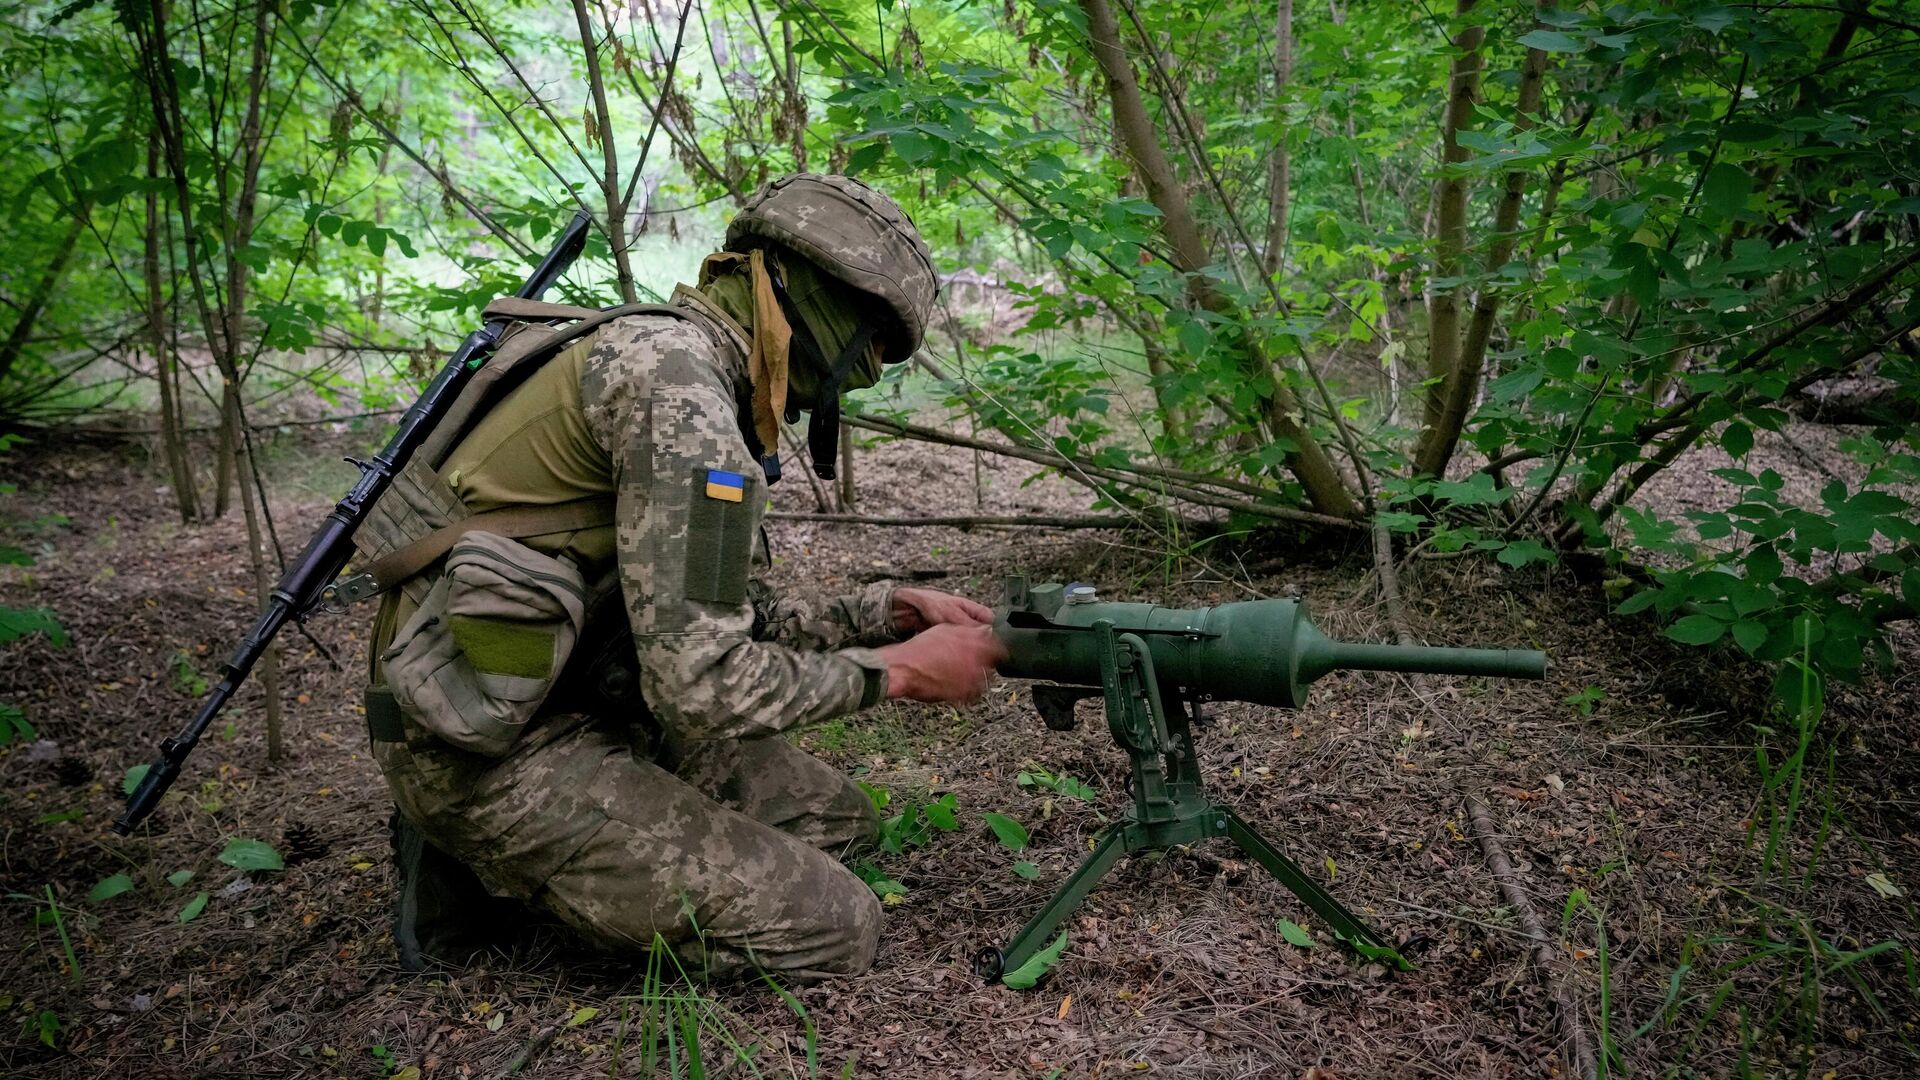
[843,413,1361,530]
[1466,795,1599,1080]
[766,511,1156,529]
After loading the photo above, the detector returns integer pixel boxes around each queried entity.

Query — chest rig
[348,293,756,739]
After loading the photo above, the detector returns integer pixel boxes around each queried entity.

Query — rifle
[114,210,595,835]
[976,577,1548,981]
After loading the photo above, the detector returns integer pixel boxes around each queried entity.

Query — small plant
[851,782,963,901]
[1017,766,1095,800]
[23,1008,59,1049]
[1563,685,1605,716]
[170,649,209,696]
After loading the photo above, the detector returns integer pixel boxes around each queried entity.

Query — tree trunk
[146,134,199,523]
[1077,0,1356,519]
[1263,0,1294,277]
[573,0,638,303]
[235,429,285,765]
[1415,5,1548,478]
[1416,0,1484,460]
[0,214,87,389]
[837,424,856,510]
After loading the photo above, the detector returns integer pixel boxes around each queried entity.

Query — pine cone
[52,756,93,788]
[281,822,328,866]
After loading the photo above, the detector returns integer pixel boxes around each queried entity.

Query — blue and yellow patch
[704,468,746,502]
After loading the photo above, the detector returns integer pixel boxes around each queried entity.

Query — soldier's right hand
[875,624,1008,704]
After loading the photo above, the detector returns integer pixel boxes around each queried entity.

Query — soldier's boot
[390,810,529,971]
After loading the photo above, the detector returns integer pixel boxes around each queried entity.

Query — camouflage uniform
[373,299,899,977]
[371,174,938,978]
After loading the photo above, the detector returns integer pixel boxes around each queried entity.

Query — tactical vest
[352,294,736,753]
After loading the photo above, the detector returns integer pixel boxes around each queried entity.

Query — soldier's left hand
[891,587,995,635]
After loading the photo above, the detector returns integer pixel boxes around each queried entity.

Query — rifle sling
[364,497,615,591]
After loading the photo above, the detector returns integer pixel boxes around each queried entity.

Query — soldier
[364,175,1005,979]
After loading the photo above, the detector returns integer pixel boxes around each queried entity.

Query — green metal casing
[995,580,1546,708]
[975,579,1548,984]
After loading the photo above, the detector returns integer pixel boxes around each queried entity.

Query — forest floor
[1,420,1916,1079]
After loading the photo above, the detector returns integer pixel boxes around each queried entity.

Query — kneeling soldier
[360,175,1004,978]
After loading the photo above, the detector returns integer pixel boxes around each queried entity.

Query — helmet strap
[776,280,877,482]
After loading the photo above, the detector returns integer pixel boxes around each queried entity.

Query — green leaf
[1012,861,1040,879]
[218,837,284,872]
[1702,163,1751,219]
[1721,421,1753,459]
[88,873,135,902]
[121,763,150,795]
[1900,568,1919,612]
[862,874,905,900]
[1730,620,1767,653]
[0,704,36,745]
[1614,591,1659,616]
[1773,659,1823,722]
[1334,929,1412,970]
[176,891,209,923]
[1628,260,1659,309]
[982,812,1029,852]
[1000,930,1069,989]
[1666,614,1727,645]
[1177,320,1211,359]
[1276,919,1315,949]
[1516,29,1582,52]
[1496,540,1556,568]
[565,1007,599,1028]
[167,869,194,887]
[891,130,932,164]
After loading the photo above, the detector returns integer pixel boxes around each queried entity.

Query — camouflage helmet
[725,174,936,363]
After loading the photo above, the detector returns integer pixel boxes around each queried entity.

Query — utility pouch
[382,531,587,757]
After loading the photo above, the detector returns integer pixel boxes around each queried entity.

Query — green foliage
[1017,766,1094,801]
[175,891,208,923]
[86,873,134,903]
[981,811,1029,852]
[218,837,285,873]
[1276,919,1314,950]
[1000,930,1069,990]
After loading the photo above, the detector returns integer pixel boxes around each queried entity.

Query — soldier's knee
[825,879,883,976]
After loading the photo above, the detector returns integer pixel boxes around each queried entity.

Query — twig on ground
[496,1022,560,1077]
[766,511,1154,529]
[1371,521,1418,648]
[1465,794,1600,1080]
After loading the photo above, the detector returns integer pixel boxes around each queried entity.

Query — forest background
[2,0,1918,1076]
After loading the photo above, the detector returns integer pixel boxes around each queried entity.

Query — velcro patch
[704,468,745,502]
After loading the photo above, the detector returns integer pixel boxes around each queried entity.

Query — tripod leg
[989,828,1129,977]
[1222,808,1404,963]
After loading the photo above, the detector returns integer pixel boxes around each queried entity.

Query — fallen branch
[1371,521,1418,647]
[1465,795,1599,1080]
[844,413,1361,530]
[767,511,1154,529]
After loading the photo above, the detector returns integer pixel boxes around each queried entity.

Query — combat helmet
[725,173,936,363]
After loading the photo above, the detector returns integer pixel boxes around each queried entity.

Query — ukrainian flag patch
[704,468,746,502]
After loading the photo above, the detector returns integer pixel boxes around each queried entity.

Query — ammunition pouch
[381,531,588,757]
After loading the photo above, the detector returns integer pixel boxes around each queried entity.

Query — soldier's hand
[875,624,1007,703]
[890,587,995,635]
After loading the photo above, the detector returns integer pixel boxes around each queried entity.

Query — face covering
[770,253,885,480]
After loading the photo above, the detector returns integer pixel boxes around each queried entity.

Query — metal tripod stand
[973,620,1407,980]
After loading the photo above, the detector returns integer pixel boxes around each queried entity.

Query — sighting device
[113,211,596,836]
[976,577,1547,981]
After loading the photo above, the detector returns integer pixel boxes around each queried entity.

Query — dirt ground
[1,421,1915,1079]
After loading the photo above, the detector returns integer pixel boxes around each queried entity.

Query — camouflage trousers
[376,717,882,979]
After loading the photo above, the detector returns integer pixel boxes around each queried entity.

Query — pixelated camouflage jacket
[377,288,899,746]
